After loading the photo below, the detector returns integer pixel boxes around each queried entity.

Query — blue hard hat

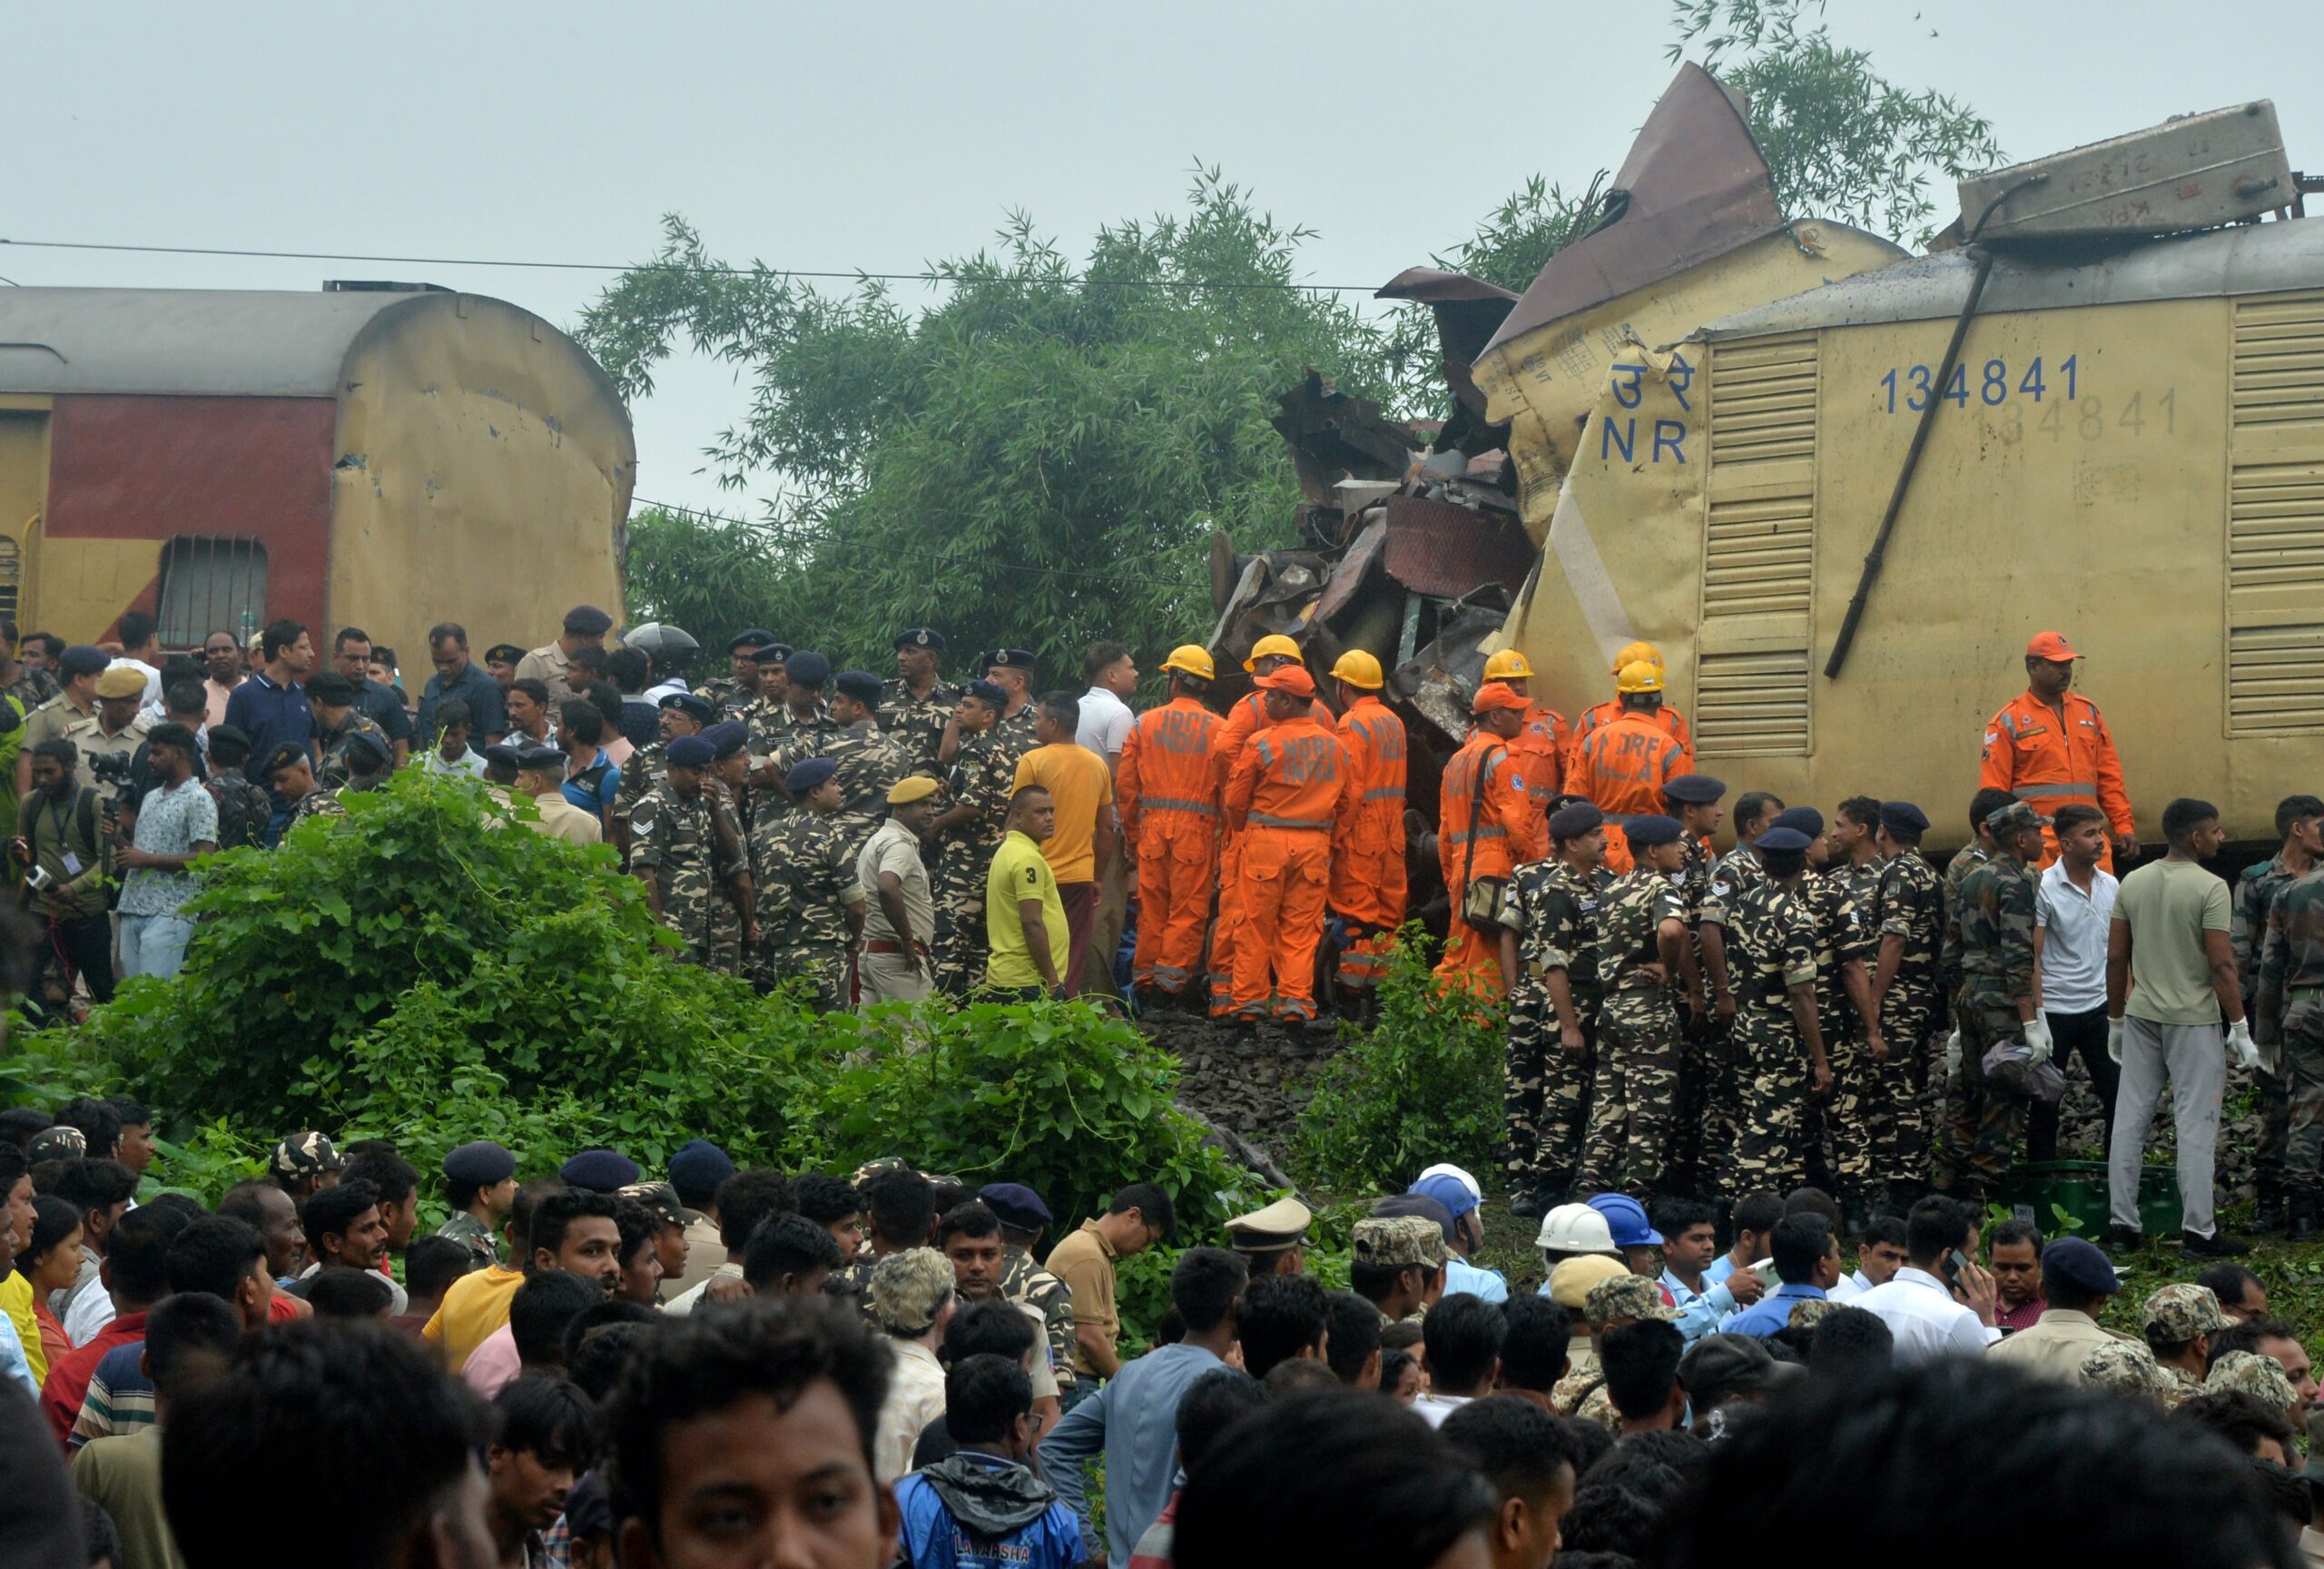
[1585,1191,1664,1248]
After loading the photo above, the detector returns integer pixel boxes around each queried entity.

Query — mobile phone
[1941,1248,1973,1287]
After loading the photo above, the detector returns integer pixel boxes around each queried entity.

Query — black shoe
[2292,1199,2320,1243]
[2183,1229,2251,1258]
[2104,1224,2147,1256]
[1508,1190,1546,1220]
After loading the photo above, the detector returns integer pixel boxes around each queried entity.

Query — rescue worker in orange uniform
[1480,647,1566,843]
[1563,640,1692,779]
[1208,634,1333,1017]
[1979,630,2139,871]
[1568,661,1694,875]
[1118,645,1225,1004]
[1435,681,1547,999]
[1326,650,1408,998]
[1223,664,1354,1027]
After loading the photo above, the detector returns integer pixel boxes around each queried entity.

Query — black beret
[833,670,883,706]
[725,628,778,653]
[1879,800,1930,835]
[558,1148,640,1192]
[749,642,795,666]
[1771,806,1825,838]
[785,651,832,687]
[563,606,615,636]
[1754,826,1815,853]
[1549,802,1606,839]
[658,693,715,723]
[443,1140,517,1187]
[894,627,946,652]
[984,648,1038,672]
[1624,813,1685,847]
[1663,774,1727,804]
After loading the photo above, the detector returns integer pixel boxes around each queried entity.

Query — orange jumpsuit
[1495,701,1568,849]
[1118,696,1224,997]
[1568,714,1692,875]
[1562,700,1690,781]
[1331,696,1409,992]
[1978,689,2134,870]
[1434,730,1547,998]
[1207,689,1333,1016]
[1224,715,1354,1021]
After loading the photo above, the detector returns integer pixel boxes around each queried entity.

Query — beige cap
[1226,1196,1312,1253]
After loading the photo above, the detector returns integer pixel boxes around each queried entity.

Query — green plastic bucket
[2005,1159,2181,1238]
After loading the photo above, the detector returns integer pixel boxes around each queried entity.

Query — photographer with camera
[12,736,113,1002]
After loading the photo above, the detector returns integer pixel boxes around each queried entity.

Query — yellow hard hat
[1482,648,1533,681]
[1616,659,1666,695]
[1330,649,1384,689]
[1243,634,1305,672]
[1610,640,1665,676]
[1160,645,1216,682]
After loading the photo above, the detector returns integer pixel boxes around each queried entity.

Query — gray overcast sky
[13,1,2316,519]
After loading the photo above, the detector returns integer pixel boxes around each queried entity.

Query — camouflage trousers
[2280,992,2324,1200]
[1578,989,1682,1195]
[1931,994,2026,1199]
[1828,1030,1930,1192]
[1732,1002,1812,1195]
[1691,1020,1741,1202]
[931,841,993,997]
[707,893,743,977]
[757,942,852,1012]
[1505,979,1596,1198]
[2258,1061,2290,1194]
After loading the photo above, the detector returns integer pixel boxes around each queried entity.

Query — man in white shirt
[1827,1213,1908,1303]
[2032,804,2122,1162]
[1074,641,1137,768]
[867,1248,957,1485]
[106,611,164,708]
[1855,1196,2000,1364]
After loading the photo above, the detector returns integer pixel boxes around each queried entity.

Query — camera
[87,750,135,787]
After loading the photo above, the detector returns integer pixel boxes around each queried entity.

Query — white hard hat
[1417,1163,1484,1205]
[1536,1202,1619,1255]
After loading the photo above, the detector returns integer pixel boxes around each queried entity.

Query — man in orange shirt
[1562,640,1692,778]
[1479,647,1565,843]
[1224,665,1354,1026]
[1013,693,1118,996]
[1568,661,1694,874]
[1118,646,1225,1004]
[1207,635,1332,1018]
[1979,631,2138,872]
[1435,681,1545,1000]
[1327,650,1408,1003]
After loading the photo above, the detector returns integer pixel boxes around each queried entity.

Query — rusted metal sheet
[1379,267,1522,445]
[1964,101,2291,242]
[1310,514,1387,625]
[1379,493,1537,601]
[1270,371,1417,503]
[1481,64,1786,360]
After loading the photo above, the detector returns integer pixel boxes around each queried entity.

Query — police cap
[482,741,527,769]
[1771,805,1825,837]
[58,645,110,679]
[749,642,794,666]
[1879,800,1931,836]
[894,627,946,652]
[975,1182,1052,1233]
[563,606,615,637]
[558,1148,641,1193]
[786,756,839,795]
[514,745,564,773]
[985,648,1038,673]
[784,651,832,688]
[1225,1196,1312,1252]
[1663,774,1727,804]
[342,732,392,770]
[1549,802,1606,840]
[658,692,715,724]
[1624,814,1684,848]
[725,628,778,653]
[833,670,883,706]
[665,735,716,768]
[700,721,748,761]
[94,666,148,700]
[966,679,1007,706]
[260,741,310,777]
[443,1140,517,1189]
[1753,826,1814,853]
[483,645,526,666]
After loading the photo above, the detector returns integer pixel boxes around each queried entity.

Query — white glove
[2107,1018,2124,1064]
[2023,1015,2053,1069]
[1944,1030,1962,1075]
[2228,1019,2260,1071]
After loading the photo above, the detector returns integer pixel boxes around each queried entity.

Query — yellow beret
[94,667,147,699]
[888,775,940,805]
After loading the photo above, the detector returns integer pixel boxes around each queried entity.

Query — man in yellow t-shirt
[1011,693,1117,995]
[985,785,1069,999]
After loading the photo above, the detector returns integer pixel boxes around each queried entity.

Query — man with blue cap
[750,650,837,787]
[980,1181,1081,1403]
[1579,814,1690,1197]
[438,1140,517,1268]
[1502,797,1613,1217]
[705,628,779,719]
[1867,801,1944,1222]
[1411,1166,1507,1301]
[627,730,752,970]
[981,647,1041,747]
[1709,824,1831,1197]
[1811,798,1887,1230]
[929,678,1020,996]
[1985,1236,2126,1382]
[752,755,867,1008]
[881,628,960,773]
[1585,1191,1666,1279]
[615,689,716,850]
[665,1138,737,1298]
[814,670,916,860]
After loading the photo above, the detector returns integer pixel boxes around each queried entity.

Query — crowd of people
[1,1100,2319,1568]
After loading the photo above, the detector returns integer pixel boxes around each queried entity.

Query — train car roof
[0,286,526,398]
[1697,218,2324,341]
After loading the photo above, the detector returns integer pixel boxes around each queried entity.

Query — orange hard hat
[1482,648,1533,681]
[1610,640,1665,676]
[1472,680,1530,715]
[1256,665,1318,698]
[2025,631,2079,662]
[1330,649,1385,689]
[1244,634,1305,672]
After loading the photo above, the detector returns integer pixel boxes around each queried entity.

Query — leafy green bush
[29,768,1245,1229]
[1296,933,1505,1192]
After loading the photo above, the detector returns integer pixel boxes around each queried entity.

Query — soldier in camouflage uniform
[1867,802,1943,1215]
[977,1181,1078,1403]
[752,755,867,1008]
[616,692,714,848]
[1711,824,1830,1196]
[262,742,339,834]
[2138,1282,2229,1406]
[306,672,391,790]
[700,723,755,975]
[880,628,961,775]
[981,647,1041,755]
[1498,800,1611,1212]
[2233,794,2323,1229]
[1934,800,2049,1203]
[1693,790,1781,1199]
[1662,775,1728,1196]
[701,629,778,721]
[1935,789,2014,1155]
[2079,1340,2183,1405]
[627,734,753,968]
[2207,1349,2302,1415]
[1555,1273,1680,1430]
[1577,813,1689,1196]
[798,670,919,861]
[930,681,1027,996]
[749,650,838,795]
[2258,854,2324,1238]
[1820,797,1891,1220]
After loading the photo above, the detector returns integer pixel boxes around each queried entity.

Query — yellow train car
[1501,216,2324,847]
[0,284,632,660]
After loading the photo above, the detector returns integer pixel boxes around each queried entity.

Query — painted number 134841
[1880,355,2075,413]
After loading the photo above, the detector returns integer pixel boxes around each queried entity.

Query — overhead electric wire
[0,236,1385,294]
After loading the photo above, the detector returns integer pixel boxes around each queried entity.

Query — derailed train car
[1487,94,2318,848]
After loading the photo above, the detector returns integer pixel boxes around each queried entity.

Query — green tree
[581,170,1393,680]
